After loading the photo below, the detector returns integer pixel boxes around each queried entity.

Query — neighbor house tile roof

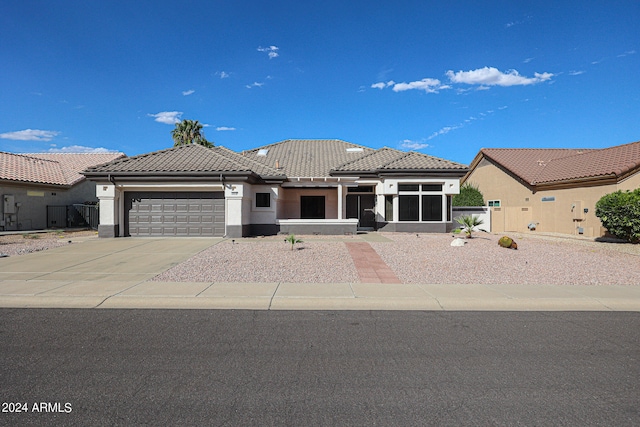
[0,151,124,186]
[243,139,376,177]
[333,147,467,172]
[84,144,285,177]
[479,140,640,185]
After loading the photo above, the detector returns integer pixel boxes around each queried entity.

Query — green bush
[453,183,485,207]
[595,188,640,243]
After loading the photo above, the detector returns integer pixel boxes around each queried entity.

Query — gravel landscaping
[152,238,361,283]
[371,233,640,286]
[0,230,97,256]
[2,230,638,285]
[152,232,640,285]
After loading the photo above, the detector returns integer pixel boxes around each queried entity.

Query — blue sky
[1,1,638,165]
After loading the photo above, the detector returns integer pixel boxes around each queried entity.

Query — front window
[422,195,442,221]
[385,195,393,221]
[398,196,419,221]
[256,192,270,208]
[488,200,501,207]
[300,196,325,219]
[397,182,445,222]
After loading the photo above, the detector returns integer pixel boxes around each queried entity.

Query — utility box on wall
[3,195,16,214]
[572,201,583,220]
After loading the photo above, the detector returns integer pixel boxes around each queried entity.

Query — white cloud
[372,78,448,93]
[216,71,230,79]
[569,70,585,76]
[257,45,279,59]
[523,57,534,63]
[245,82,264,89]
[0,129,60,141]
[427,125,463,140]
[47,145,118,153]
[617,50,636,57]
[393,78,448,93]
[149,111,182,124]
[182,89,195,96]
[216,126,236,131]
[446,67,553,86]
[400,139,430,150]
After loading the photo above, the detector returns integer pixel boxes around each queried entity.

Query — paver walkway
[345,242,401,284]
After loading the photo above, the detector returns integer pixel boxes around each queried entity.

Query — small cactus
[498,236,518,250]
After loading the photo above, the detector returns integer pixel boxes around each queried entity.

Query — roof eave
[0,178,71,189]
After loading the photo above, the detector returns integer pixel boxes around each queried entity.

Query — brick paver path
[345,242,401,283]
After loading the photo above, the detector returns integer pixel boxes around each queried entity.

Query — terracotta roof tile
[0,151,124,186]
[480,140,640,185]
[480,148,591,184]
[533,140,640,183]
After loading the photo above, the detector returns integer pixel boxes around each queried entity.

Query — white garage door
[126,192,225,237]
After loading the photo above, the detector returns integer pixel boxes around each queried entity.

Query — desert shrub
[453,183,485,206]
[595,188,640,243]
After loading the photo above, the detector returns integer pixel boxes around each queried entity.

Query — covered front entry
[346,194,376,229]
[125,191,225,237]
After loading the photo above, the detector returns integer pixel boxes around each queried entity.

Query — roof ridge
[248,138,368,152]
[1,151,61,165]
[332,147,402,170]
[404,150,468,167]
[214,145,284,175]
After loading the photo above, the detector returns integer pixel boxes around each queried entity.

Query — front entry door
[346,194,376,229]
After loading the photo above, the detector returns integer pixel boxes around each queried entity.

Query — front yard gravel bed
[371,233,640,286]
[152,232,640,285]
[152,240,360,283]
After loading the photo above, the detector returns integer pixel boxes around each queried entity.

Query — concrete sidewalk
[1,237,639,311]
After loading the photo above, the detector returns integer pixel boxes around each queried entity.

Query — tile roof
[243,139,376,177]
[533,140,640,184]
[479,140,640,185]
[334,147,467,172]
[0,151,124,186]
[84,144,285,177]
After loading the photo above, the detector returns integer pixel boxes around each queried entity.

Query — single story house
[462,139,640,237]
[83,139,468,237]
[1,151,125,231]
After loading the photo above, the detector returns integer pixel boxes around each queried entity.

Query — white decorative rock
[450,238,466,247]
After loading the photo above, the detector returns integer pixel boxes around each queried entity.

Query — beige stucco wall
[619,171,640,191]
[466,158,640,237]
[279,188,338,219]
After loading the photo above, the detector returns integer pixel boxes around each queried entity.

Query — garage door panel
[126,192,225,237]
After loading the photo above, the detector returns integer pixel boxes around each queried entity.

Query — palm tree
[171,120,213,148]
[456,214,484,238]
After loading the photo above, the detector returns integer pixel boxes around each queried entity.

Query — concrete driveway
[0,237,221,282]
[1,236,640,311]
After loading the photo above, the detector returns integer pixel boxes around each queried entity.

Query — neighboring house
[84,139,468,238]
[0,151,125,231]
[462,140,640,237]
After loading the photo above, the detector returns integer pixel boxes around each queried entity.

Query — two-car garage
[125,192,225,237]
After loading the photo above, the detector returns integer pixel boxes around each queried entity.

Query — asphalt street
[1,309,638,426]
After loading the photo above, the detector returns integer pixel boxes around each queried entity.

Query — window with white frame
[397,183,444,222]
[487,200,501,207]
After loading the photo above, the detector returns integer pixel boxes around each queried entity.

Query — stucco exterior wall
[1,180,97,231]
[618,171,640,191]
[466,159,640,237]
[279,188,339,219]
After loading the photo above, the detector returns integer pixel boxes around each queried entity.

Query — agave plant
[455,214,484,238]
